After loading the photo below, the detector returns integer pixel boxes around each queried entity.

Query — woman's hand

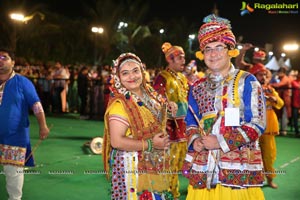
[167,101,178,117]
[152,132,170,150]
[266,95,277,103]
[201,135,220,150]
[193,138,205,152]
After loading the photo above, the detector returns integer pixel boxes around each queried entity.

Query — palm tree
[80,0,154,65]
[1,0,196,67]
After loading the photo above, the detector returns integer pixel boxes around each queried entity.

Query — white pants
[3,165,24,200]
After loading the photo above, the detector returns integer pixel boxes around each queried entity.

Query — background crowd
[12,52,300,137]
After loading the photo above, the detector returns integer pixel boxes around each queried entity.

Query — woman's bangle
[142,139,145,152]
[146,139,153,152]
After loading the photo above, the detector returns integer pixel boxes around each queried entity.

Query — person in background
[77,66,91,119]
[153,42,189,199]
[51,61,69,113]
[182,14,266,200]
[291,71,300,137]
[92,65,105,119]
[0,47,50,200]
[249,63,284,189]
[235,43,266,71]
[61,64,70,113]
[270,67,292,136]
[102,64,112,112]
[103,53,177,199]
[37,65,52,113]
[67,66,79,113]
[183,59,200,86]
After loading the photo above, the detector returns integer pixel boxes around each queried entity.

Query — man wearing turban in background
[235,42,267,71]
[153,42,189,199]
[249,63,283,189]
[182,14,266,199]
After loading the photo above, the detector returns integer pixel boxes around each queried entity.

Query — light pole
[283,43,299,52]
[10,13,25,21]
[91,26,104,65]
[10,12,44,23]
[9,12,45,51]
[118,21,128,30]
[158,29,164,67]
[282,42,299,68]
[268,51,274,60]
[188,34,196,60]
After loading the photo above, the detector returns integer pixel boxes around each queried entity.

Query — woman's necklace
[134,89,162,120]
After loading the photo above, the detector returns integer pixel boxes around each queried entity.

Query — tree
[0,0,198,67]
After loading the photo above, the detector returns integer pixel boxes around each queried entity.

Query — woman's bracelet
[146,138,153,152]
[141,139,145,152]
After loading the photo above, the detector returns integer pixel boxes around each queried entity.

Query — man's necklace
[206,73,229,91]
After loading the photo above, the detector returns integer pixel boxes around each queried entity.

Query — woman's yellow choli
[109,101,156,136]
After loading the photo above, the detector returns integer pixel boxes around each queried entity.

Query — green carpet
[1,114,300,200]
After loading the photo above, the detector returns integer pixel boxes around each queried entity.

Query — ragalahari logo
[240,2,298,15]
[240,1,255,16]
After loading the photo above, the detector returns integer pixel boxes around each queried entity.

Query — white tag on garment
[225,107,240,126]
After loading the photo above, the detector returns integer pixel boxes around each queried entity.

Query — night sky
[5,0,300,64]
[28,0,299,48]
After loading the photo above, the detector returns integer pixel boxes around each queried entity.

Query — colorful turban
[162,42,184,59]
[198,14,236,50]
[249,63,267,75]
[253,50,266,60]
